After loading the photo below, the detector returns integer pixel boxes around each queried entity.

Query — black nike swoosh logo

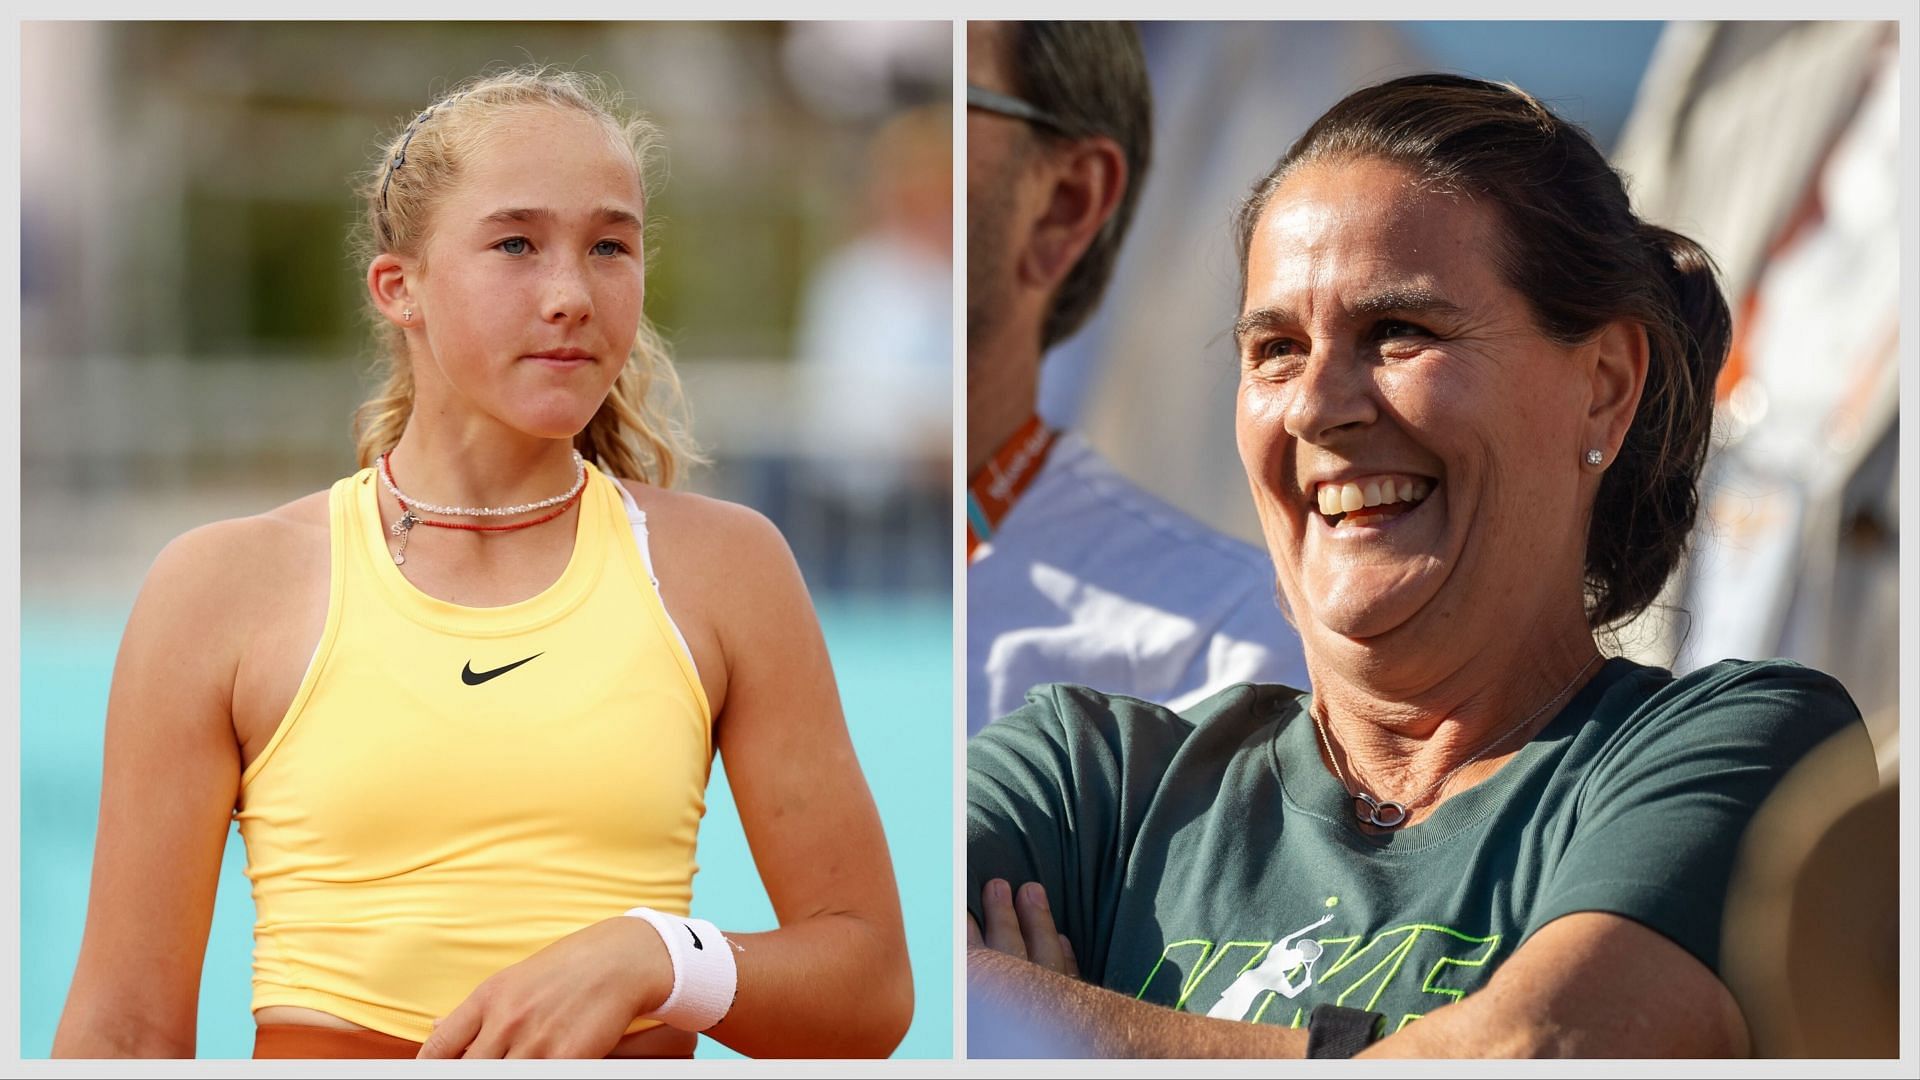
[461,653,543,686]
[686,924,703,950]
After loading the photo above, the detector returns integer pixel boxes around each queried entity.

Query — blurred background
[19,21,952,1059]
[1036,19,1901,775]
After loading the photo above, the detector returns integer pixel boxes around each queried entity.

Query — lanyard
[966,415,1058,562]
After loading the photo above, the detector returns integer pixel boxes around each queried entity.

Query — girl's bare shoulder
[141,488,334,617]
[615,479,793,572]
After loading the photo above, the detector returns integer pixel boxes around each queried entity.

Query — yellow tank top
[234,463,712,1040]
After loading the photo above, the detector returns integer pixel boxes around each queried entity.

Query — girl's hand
[970,878,1079,979]
[417,916,672,1058]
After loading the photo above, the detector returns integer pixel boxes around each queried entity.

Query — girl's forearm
[703,910,912,1058]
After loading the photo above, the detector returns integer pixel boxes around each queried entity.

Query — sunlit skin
[1234,157,1644,803]
[370,105,645,511]
[962,156,1742,1064]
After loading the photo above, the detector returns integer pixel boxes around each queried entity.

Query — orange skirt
[254,1023,421,1058]
[251,1022,699,1059]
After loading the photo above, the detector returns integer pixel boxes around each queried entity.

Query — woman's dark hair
[1233,73,1731,630]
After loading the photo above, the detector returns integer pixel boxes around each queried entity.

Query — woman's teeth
[1315,476,1432,520]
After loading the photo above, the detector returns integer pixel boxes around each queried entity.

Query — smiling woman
[52,66,911,1060]
[966,74,1872,1059]
[1235,153,1627,652]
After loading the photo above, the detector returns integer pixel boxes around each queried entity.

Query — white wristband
[623,907,737,1033]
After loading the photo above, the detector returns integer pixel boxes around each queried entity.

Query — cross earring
[402,309,413,322]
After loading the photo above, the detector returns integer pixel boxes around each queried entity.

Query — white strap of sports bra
[612,483,703,689]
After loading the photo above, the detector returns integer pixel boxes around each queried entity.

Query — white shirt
[968,433,1310,736]
[793,234,952,506]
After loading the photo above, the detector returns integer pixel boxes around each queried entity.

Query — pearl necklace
[376,449,586,516]
[1313,653,1601,829]
[375,450,588,565]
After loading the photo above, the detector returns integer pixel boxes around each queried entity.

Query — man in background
[794,104,952,592]
[966,20,1306,735]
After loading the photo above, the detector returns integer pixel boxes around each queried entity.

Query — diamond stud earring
[1585,449,1604,467]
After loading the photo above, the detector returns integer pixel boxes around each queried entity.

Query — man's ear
[367,252,415,328]
[1585,317,1650,461]
[1016,135,1128,291]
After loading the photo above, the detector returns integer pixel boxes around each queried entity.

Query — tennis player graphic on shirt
[1198,907,1336,1014]
[1206,913,1334,1019]
[1140,901,1505,1031]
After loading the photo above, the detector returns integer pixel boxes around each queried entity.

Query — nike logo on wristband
[461,653,542,685]
[687,924,704,950]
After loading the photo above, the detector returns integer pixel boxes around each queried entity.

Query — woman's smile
[1309,473,1436,525]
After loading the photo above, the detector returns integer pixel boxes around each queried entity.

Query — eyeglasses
[966,84,1084,137]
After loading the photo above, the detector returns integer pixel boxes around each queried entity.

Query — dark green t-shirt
[967,659,1860,1034]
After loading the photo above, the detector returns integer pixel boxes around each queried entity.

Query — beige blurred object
[1607,22,1898,675]
[1614,20,1891,302]
[1719,718,1896,1058]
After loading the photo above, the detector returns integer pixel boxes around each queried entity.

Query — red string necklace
[381,454,583,565]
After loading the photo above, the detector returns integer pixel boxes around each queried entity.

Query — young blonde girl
[53,67,911,1060]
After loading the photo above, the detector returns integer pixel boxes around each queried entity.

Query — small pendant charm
[391,510,414,565]
[1352,792,1409,829]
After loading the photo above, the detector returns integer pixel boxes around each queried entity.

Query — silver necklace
[1313,653,1601,830]
[376,449,586,517]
